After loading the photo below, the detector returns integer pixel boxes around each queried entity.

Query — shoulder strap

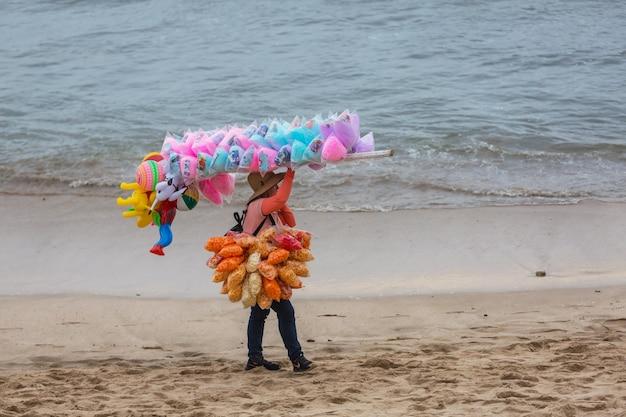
[252,216,267,236]
[252,214,276,236]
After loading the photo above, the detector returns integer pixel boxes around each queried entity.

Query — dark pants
[247,300,302,361]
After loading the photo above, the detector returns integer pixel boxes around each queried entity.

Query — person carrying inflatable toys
[240,168,313,372]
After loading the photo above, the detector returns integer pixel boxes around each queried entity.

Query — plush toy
[147,173,188,256]
[205,227,314,308]
[153,173,187,207]
[176,184,199,211]
[116,182,155,228]
[118,111,377,256]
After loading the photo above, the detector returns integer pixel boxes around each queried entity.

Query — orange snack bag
[251,240,274,258]
[216,256,245,272]
[290,248,314,262]
[207,254,223,269]
[267,248,290,265]
[257,291,272,310]
[278,265,300,288]
[212,270,227,283]
[289,277,303,289]
[227,264,247,288]
[220,278,229,294]
[241,277,256,308]
[289,230,311,249]
[258,227,276,241]
[299,232,311,249]
[228,284,243,302]
[218,244,244,258]
[246,252,262,273]
[248,272,262,297]
[204,236,226,253]
[298,231,312,249]
[258,261,277,280]
[286,260,310,277]
[262,277,281,301]
[234,234,256,249]
[277,279,293,300]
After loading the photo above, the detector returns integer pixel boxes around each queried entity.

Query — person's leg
[247,304,270,361]
[272,300,313,371]
[246,305,280,370]
[271,300,303,360]
[150,224,172,256]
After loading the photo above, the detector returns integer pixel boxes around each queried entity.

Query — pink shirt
[243,198,283,236]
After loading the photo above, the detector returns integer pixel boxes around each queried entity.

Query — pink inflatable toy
[197,178,223,205]
[211,173,235,197]
[321,135,347,162]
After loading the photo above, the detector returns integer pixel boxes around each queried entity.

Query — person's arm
[261,169,294,215]
[278,204,296,227]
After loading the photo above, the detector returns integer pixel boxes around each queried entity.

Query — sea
[2,0,625,211]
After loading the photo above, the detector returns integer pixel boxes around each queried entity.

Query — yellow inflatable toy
[117,182,156,228]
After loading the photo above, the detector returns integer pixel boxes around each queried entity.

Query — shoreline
[2,186,626,211]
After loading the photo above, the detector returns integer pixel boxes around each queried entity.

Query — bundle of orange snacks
[205,227,313,308]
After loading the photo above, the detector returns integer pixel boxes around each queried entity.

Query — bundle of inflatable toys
[205,227,313,307]
[117,110,375,256]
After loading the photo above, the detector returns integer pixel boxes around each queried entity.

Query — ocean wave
[3,0,626,212]
[404,140,626,162]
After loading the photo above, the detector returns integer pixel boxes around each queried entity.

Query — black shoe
[291,355,313,372]
[245,357,281,371]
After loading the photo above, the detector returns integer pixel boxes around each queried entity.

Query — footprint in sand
[419,343,457,354]
[360,358,399,369]
[603,318,626,331]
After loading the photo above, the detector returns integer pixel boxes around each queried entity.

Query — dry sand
[1,195,626,297]
[1,195,625,415]
[1,287,625,416]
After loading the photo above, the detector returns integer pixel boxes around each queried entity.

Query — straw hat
[247,171,285,204]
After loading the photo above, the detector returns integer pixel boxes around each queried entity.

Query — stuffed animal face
[155,174,186,202]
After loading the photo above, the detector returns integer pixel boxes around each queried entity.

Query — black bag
[229,210,247,234]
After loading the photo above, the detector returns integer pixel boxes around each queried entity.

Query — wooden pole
[340,149,394,161]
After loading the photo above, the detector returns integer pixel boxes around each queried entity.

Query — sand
[1,195,625,415]
[1,287,625,416]
[1,195,626,297]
